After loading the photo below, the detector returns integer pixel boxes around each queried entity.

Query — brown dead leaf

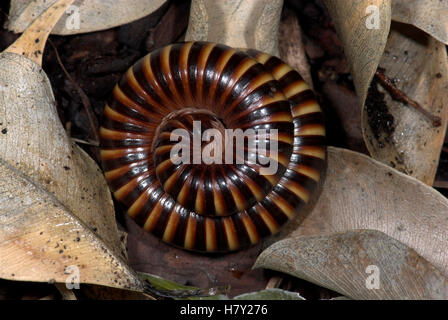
[0,0,142,291]
[185,0,283,56]
[392,0,448,45]
[255,230,448,299]
[362,22,448,185]
[6,0,167,36]
[272,147,448,279]
[325,0,391,107]
[279,8,313,88]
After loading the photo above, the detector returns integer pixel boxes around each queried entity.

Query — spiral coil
[100,42,325,252]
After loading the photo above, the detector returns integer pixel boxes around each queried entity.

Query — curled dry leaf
[279,9,313,88]
[6,0,167,36]
[324,0,391,107]
[271,147,448,279]
[392,0,448,45]
[185,0,283,56]
[0,0,142,291]
[362,23,448,185]
[255,230,448,299]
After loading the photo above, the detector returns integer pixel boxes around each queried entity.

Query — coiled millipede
[100,41,326,253]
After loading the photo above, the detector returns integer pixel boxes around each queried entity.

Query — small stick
[49,40,100,145]
[265,276,283,289]
[433,181,448,189]
[4,0,76,66]
[55,283,77,300]
[375,68,441,127]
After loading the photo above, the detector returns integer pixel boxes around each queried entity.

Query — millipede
[100,41,326,253]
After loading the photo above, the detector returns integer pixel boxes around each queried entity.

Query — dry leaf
[0,0,142,291]
[0,157,140,290]
[392,0,448,45]
[279,8,313,88]
[325,0,391,106]
[362,22,448,185]
[255,230,448,299]
[272,147,448,279]
[185,0,283,55]
[6,0,167,36]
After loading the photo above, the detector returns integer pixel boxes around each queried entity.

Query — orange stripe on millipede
[218,58,258,109]
[257,205,280,234]
[162,209,180,242]
[178,42,194,107]
[240,212,259,244]
[292,100,322,117]
[222,72,274,119]
[205,218,217,251]
[160,45,184,107]
[222,217,238,250]
[184,215,197,250]
[208,48,236,108]
[268,192,295,219]
[100,127,150,141]
[127,180,160,218]
[295,124,326,136]
[104,104,151,128]
[294,146,326,160]
[143,195,167,232]
[112,85,161,120]
[113,171,151,201]
[288,163,321,182]
[142,55,178,111]
[124,68,167,116]
[100,146,150,161]
[104,160,149,182]
[196,43,216,107]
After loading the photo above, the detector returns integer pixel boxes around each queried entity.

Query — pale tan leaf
[185,0,283,55]
[271,147,448,279]
[6,0,167,36]
[0,1,142,291]
[279,9,313,88]
[255,230,448,299]
[5,0,76,65]
[362,23,448,185]
[0,158,141,290]
[325,0,391,106]
[392,0,448,45]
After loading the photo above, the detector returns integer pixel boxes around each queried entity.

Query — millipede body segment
[100,41,326,253]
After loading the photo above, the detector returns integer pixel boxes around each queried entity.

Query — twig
[265,276,283,289]
[375,68,441,127]
[433,180,448,189]
[49,40,100,145]
[71,137,100,147]
[55,283,77,300]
